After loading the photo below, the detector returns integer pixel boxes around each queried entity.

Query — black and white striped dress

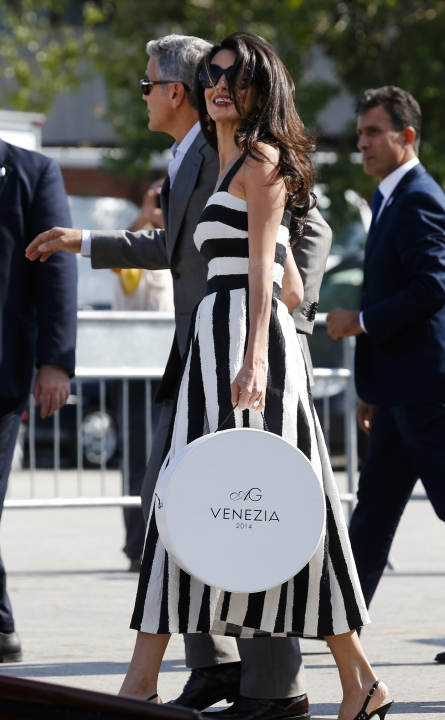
[131,156,369,638]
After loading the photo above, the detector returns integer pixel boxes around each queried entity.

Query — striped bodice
[193,156,291,294]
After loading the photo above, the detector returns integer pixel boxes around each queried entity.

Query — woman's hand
[231,360,266,412]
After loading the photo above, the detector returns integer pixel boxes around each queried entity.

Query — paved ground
[1,470,444,719]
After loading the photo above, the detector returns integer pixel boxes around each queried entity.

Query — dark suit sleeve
[33,159,77,374]
[90,229,169,270]
[363,191,445,342]
[292,206,332,334]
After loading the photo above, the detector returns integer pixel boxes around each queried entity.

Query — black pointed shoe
[170,661,241,710]
[0,632,22,662]
[435,650,445,663]
[202,694,310,720]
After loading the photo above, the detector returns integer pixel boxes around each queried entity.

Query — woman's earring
[205,114,212,132]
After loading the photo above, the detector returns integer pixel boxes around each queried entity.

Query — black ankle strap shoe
[354,681,393,720]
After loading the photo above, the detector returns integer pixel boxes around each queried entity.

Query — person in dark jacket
[0,139,77,661]
[327,87,445,664]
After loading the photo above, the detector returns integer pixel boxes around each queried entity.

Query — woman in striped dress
[120,32,392,720]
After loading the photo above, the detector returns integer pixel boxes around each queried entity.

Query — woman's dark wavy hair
[195,32,316,246]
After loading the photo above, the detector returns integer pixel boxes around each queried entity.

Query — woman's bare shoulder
[245,143,279,170]
[243,144,281,188]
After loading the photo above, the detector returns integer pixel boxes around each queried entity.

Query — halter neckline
[215,155,246,194]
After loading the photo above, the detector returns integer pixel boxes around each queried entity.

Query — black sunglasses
[139,77,190,96]
[198,61,251,90]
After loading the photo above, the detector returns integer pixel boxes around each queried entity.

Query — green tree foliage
[0,0,338,177]
[321,0,445,187]
[1,0,443,216]
[0,0,99,111]
[79,0,340,177]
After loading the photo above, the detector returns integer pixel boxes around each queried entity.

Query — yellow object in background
[119,268,143,294]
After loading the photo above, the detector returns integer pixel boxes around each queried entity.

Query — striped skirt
[130,286,369,637]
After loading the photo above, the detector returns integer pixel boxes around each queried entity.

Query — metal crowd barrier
[6,311,360,519]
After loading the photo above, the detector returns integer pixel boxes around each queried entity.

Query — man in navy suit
[326,85,445,644]
[0,139,77,661]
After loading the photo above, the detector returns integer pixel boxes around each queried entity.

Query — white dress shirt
[374,156,419,223]
[168,121,201,188]
[359,156,420,333]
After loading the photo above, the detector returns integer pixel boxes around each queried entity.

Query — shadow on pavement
[411,637,445,646]
[304,660,439,670]
[0,658,186,677]
[305,703,338,718]
[310,701,445,718]
[383,571,445,578]
[386,702,445,715]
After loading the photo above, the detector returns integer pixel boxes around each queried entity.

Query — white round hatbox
[155,427,325,593]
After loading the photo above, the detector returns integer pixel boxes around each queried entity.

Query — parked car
[308,251,368,462]
[309,251,364,370]
[22,196,139,469]
[23,379,120,469]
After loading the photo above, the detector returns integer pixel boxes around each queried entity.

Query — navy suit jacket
[355,163,445,405]
[0,140,77,400]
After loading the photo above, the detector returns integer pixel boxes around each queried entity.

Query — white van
[0,109,45,150]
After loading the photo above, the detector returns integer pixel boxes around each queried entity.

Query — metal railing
[6,311,359,518]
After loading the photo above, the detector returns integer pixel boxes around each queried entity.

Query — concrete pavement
[0,470,444,719]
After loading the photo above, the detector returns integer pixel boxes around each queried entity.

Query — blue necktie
[370,188,384,228]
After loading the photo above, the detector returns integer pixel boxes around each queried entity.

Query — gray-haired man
[27,34,332,720]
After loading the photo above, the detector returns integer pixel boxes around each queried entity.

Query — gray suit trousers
[141,402,306,699]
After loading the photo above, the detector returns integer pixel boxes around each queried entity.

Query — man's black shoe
[170,661,241,710]
[435,650,445,663]
[0,632,22,662]
[202,694,310,720]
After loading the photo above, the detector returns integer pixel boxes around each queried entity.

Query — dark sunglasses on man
[198,58,251,90]
[139,76,190,96]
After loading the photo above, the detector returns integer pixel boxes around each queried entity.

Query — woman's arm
[230,145,287,412]
[281,247,304,312]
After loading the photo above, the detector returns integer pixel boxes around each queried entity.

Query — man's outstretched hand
[26,227,82,262]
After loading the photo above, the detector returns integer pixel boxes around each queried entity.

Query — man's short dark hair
[356,85,421,152]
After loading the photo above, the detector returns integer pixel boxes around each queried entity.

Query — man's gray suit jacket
[92,130,218,360]
[292,206,332,384]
